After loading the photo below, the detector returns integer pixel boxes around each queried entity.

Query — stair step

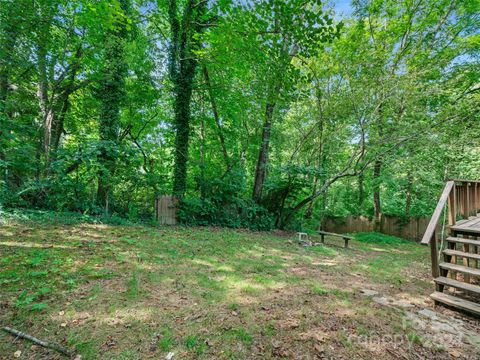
[446,237,480,246]
[430,291,480,316]
[450,226,480,236]
[443,249,480,261]
[439,262,480,277]
[434,276,480,294]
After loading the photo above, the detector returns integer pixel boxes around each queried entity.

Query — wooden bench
[318,230,352,248]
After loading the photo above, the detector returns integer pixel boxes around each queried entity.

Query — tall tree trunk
[37,36,54,165]
[52,47,82,152]
[199,109,206,198]
[405,171,413,215]
[304,175,317,219]
[252,102,275,202]
[0,22,17,188]
[373,159,382,226]
[169,0,206,198]
[202,65,229,168]
[305,88,326,222]
[172,73,195,197]
[358,172,365,213]
[96,0,129,212]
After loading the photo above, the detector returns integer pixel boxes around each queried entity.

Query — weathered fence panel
[155,196,178,225]
[322,215,442,242]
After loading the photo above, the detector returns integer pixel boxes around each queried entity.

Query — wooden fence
[155,196,178,225]
[322,215,442,242]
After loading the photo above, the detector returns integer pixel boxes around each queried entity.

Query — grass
[0,211,475,359]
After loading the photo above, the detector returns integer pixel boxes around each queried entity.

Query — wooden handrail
[422,179,480,278]
[450,179,480,184]
[421,181,455,245]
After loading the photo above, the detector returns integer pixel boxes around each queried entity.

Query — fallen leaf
[449,349,462,358]
[165,352,174,360]
[60,322,67,327]
[14,350,21,358]
[58,311,65,316]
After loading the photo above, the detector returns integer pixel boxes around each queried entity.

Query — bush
[177,172,274,231]
[178,197,273,231]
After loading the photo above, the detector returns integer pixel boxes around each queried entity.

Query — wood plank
[450,225,480,236]
[421,181,454,244]
[448,185,456,226]
[317,230,353,239]
[463,183,470,219]
[443,249,480,261]
[430,291,480,316]
[446,237,480,246]
[457,216,480,228]
[430,230,439,278]
[463,240,471,283]
[434,276,480,294]
[439,262,480,277]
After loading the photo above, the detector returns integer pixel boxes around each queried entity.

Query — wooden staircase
[422,180,480,316]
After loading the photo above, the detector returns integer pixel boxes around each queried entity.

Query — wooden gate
[155,195,178,225]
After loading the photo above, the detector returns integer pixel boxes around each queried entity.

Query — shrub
[177,172,274,231]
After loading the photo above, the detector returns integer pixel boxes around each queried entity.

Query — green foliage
[178,173,274,230]
[0,0,479,230]
[353,232,411,245]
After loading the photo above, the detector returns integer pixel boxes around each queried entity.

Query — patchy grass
[0,212,478,359]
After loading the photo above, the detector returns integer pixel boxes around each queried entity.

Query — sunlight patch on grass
[0,241,77,249]
[191,258,215,267]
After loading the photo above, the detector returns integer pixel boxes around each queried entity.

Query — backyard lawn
[1,212,479,359]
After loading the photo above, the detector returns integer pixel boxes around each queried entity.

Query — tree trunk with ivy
[0,17,17,189]
[373,159,382,228]
[96,0,129,213]
[168,0,206,198]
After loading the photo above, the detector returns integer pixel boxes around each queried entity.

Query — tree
[231,0,342,203]
[168,0,207,198]
[96,0,130,212]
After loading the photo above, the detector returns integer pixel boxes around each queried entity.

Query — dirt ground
[1,215,479,359]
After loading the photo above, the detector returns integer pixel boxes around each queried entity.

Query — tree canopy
[0,0,479,229]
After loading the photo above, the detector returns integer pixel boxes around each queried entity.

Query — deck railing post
[465,182,470,219]
[475,183,478,214]
[474,183,478,215]
[448,184,456,226]
[430,230,439,278]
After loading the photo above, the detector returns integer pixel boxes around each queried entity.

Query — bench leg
[321,234,325,244]
[344,238,348,248]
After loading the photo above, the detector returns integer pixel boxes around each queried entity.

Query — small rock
[360,289,378,296]
[60,322,67,327]
[14,350,21,358]
[372,297,390,306]
[58,310,65,316]
[73,355,82,360]
[165,352,174,360]
[418,308,438,320]
[231,311,238,316]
